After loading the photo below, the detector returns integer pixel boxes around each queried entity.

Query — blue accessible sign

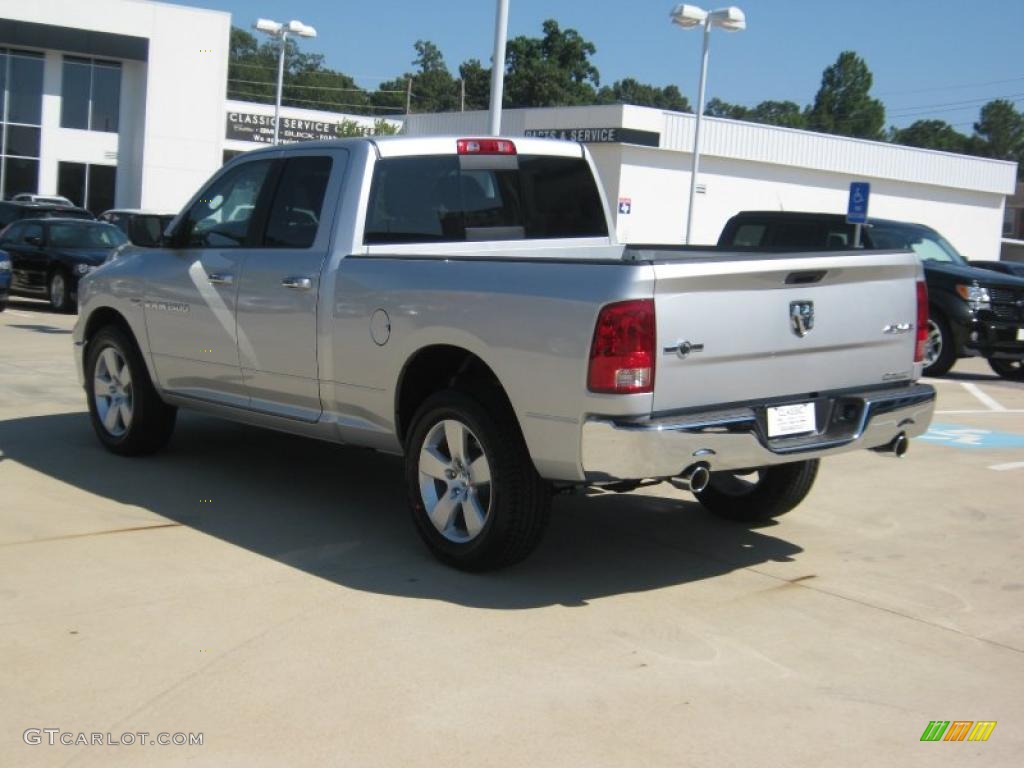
[847,182,870,224]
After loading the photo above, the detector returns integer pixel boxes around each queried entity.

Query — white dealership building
[0,0,1018,259]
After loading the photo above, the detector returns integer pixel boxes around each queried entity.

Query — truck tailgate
[650,250,922,413]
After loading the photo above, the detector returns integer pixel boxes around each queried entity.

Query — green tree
[972,99,1024,161]
[890,119,969,152]
[806,51,885,139]
[228,27,374,115]
[373,40,460,114]
[704,97,748,120]
[459,59,491,111]
[503,20,600,107]
[748,100,806,129]
[596,78,691,112]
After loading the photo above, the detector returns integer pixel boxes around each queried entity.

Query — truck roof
[234,135,586,160]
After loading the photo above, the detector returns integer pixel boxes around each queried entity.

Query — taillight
[457,138,517,155]
[588,299,656,394]
[915,280,928,363]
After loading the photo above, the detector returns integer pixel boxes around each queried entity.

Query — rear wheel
[85,326,177,455]
[922,311,956,377]
[404,389,550,571]
[695,460,819,523]
[988,358,1024,381]
[49,269,71,313]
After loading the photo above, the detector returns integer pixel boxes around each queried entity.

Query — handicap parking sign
[847,182,870,224]
[618,197,632,215]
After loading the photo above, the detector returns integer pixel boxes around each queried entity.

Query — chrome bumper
[580,383,936,482]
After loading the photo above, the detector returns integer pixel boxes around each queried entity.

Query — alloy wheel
[417,419,493,543]
[93,347,134,437]
[923,319,942,368]
[50,273,66,310]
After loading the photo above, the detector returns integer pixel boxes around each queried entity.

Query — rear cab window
[363,149,608,245]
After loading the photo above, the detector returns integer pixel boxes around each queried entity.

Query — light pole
[253,18,317,145]
[670,5,745,244]
[488,0,510,135]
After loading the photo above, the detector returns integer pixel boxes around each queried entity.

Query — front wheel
[922,312,956,377]
[404,390,550,571]
[49,269,72,313]
[988,358,1024,381]
[695,460,819,523]
[85,326,177,455]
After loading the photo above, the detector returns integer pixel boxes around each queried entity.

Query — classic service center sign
[226,111,357,144]
[523,127,660,147]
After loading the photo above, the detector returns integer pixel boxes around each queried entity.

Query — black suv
[0,200,94,229]
[718,211,1024,379]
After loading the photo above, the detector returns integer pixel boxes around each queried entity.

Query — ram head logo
[790,301,814,337]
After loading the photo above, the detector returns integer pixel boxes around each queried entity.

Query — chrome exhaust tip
[677,463,711,493]
[873,432,909,458]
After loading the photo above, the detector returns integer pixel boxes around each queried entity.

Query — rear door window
[769,221,826,249]
[364,154,608,244]
[262,155,333,248]
[730,223,767,246]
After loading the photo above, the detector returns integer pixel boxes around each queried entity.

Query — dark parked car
[99,209,176,247]
[718,211,1024,380]
[0,200,94,229]
[969,260,1024,279]
[0,219,129,312]
[0,248,10,312]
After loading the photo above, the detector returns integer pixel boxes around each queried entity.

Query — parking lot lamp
[670,5,745,244]
[253,18,318,145]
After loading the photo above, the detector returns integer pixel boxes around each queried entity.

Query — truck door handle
[207,272,234,285]
[281,276,313,290]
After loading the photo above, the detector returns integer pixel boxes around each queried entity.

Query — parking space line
[937,409,1024,415]
[989,462,1024,472]
[961,382,1006,412]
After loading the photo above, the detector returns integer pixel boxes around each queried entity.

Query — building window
[0,49,43,199]
[60,57,121,133]
[58,161,117,214]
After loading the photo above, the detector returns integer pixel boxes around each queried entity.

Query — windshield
[870,225,967,265]
[48,222,128,249]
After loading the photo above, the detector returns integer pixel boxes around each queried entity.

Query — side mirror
[160,221,184,249]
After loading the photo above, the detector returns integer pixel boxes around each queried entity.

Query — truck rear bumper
[581,383,936,482]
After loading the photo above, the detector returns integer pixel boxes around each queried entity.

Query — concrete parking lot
[1,298,1022,767]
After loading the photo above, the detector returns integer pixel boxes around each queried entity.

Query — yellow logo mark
[967,722,997,742]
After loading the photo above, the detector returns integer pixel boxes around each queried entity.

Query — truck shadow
[0,412,803,609]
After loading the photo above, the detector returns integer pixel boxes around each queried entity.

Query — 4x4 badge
[790,301,814,337]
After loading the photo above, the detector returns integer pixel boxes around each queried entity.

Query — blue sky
[179,0,1024,129]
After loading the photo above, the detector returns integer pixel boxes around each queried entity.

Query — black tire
[695,460,819,523]
[85,326,177,456]
[404,389,550,571]
[48,269,73,313]
[988,358,1024,381]
[922,310,956,378]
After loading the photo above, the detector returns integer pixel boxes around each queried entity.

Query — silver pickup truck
[73,136,936,570]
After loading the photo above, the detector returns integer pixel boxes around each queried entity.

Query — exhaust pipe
[674,463,711,493]
[873,432,909,458]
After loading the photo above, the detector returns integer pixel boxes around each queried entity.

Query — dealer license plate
[767,403,816,438]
